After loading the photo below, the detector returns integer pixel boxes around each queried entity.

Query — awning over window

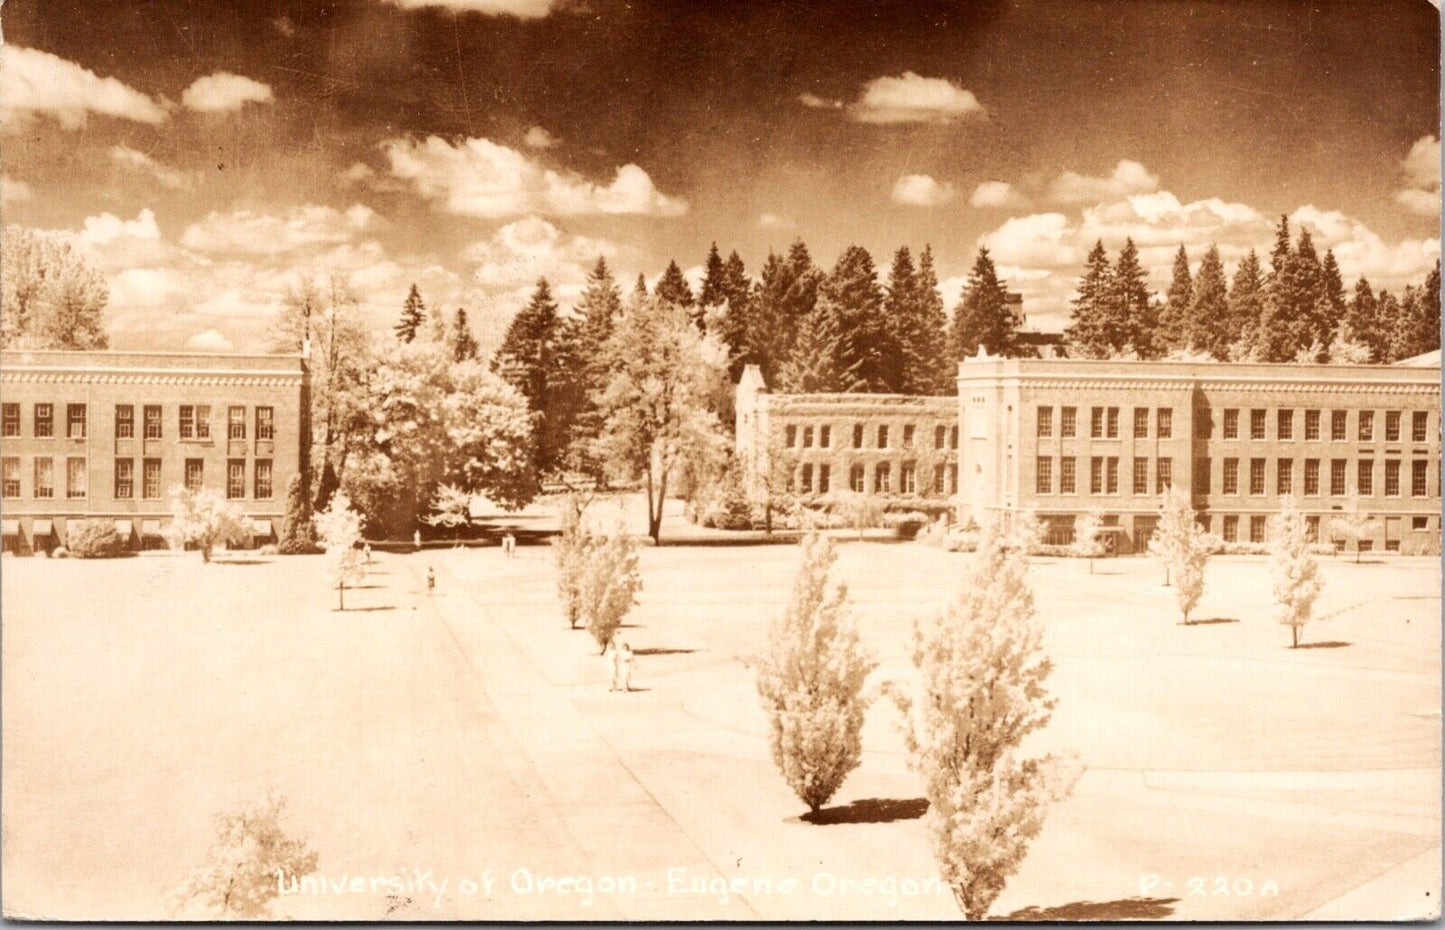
[141,519,163,537]
[1,519,19,536]
[250,519,274,537]
[32,519,53,536]
[115,520,133,536]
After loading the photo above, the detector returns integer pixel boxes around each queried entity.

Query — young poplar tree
[1269,497,1324,648]
[577,531,643,654]
[892,519,1078,918]
[1071,509,1105,573]
[755,534,876,815]
[552,496,591,629]
[1332,490,1378,563]
[314,492,365,610]
[1147,488,1211,623]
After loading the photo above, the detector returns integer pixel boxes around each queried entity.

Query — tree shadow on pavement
[634,647,696,656]
[1003,896,1180,920]
[340,605,397,613]
[1184,617,1239,625]
[798,797,928,825]
[1295,640,1351,649]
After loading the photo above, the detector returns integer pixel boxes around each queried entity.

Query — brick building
[0,349,308,553]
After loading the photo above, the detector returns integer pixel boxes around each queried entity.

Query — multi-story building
[0,349,308,553]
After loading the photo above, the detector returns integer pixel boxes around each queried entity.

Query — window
[1358,410,1374,442]
[1061,407,1077,438]
[1157,408,1172,439]
[67,403,87,439]
[114,458,134,499]
[1195,410,1213,439]
[1223,458,1239,494]
[1222,515,1238,542]
[949,464,958,493]
[849,463,865,492]
[1305,409,1320,441]
[1036,457,1053,494]
[1090,456,1103,494]
[1194,457,1211,494]
[1,457,18,498]
[115,405,134,439]
[229,406,247,440]
[1306,516,1321,543]
[1386,411,1401,442]
[1385,460,1400,496]
[933,464,947,494]
[935,424,947,448]
[1106,407,1119,439]
[878,425,889,449]
[1105,457,1119,494]
[1157,457,1172,493]
[1414,516,1429,531]
[802,426,813,449]
[901,462,916,495]
[227,460,246,499]
[34,457,53,498]
[1060,457,1076,494]
[817,464,830,493]
[1413,411,1428,443]
[1223,409,1239,439]
[181,405,196,439]
[184,459,204,492]
[1331,410,1347,441]
[875,462,891,493]
[34,403,53,438]
[144,405,162,439]
[1357,459,1373,495]
[949,426,958,449]
[1091,407,1104,439]
[902,424,914,449]
[785,425,797,447]
[1304,459,1320,495]
[1277,409,1293,441]
[1250,409,1266,440]
[819,425,830,449]
[143,459,161,499]
[1276,458,1293,495]
[1132,457,1148,494]
[1412,460,1428,497]
[1,403,18,437]
[1330,459,1346,496]
[1250,515,1266,544]
[852,424,864,449]
[1133,407,1149,439]
[1038,407,1053,438]
[66,457,86,498]
[1249,458,1265,495]
[800,464,813,493]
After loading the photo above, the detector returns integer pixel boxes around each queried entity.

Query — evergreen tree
[395,283,426,343]
[1159,245,1194,353]
[1390,284,1438,362]
[1320,250,1346,348]
[1268,215,1293,278]
[493,278,576,478]
[1339,277,1381,361]
[881,245,919,392]
[1225,250,1265,359]
[632,273,649,301]
[820,244,889,391]
[717,250,755,377]
[696,242,728,329]
[1375,290,1402,361]
[1189,245,1230,358]
[1064,241,1114,359]
[775,294,866,393]
[569,258,625,475]
[1112,238,1156,357]
[951,246,1016,359]
[907,245,953,393]
[451,308,479,361]
[751,240,820,385]
[655,260,694,308]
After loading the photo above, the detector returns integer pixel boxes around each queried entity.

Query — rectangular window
[878,425,889,449]
[1277,409,1293,441]
[1157,408,1173,439]
[852,424,864,449]
[1332,410,1347,441]
[1061,407,1076,438]
[1090,457,1103,494]
[1091,407,1104,439]
[143,458,161,500]
[1250,409,1266,440]
[66,457,86,498]
[34,457,53,499]
[902,424,914,449]
[1249,458,1265,495]
[1106,407,1119,439]
[817,464,830,494]
[1,403,18,437]
[184,459,203,493]
[227,460,245,499]
[1277,458,1293,495]
[1,457,18,498]
[1358,410,1374,442]
[785,425,797,448]
[1413,516,1429,531]
[1412,460,1428,497]
[935,424,946,449]
[144,405,162,439]
[229,406,247,440]
[1223,409,1239,439]
[1036,457,1053,494]
[114,458,134,499]
[901,462,917,495]
[948,464,958,493]
[1305,409,1320,441]
[1330,459,1347,496]
[819,425,830,449]
[1250,515,1266,544]
[34,403,53,438]
[1037,407,1053,438]
[1306,516,1321,543]
[1357,459,1374,496]
[802,425,814,449]
[1304,459,1320,495]
[933,464,946,495]
[1223,458,1239,494]
[850,463,865,492]
[1412,411,1428,443]
[180,405,196,440]
[1157,457,1172,493]
[949,425,958,449]
[1194,457,1211,494]
[1385,460,1400,496]
[115,405,134,439]
[1386,411,1401,442]
[67,403,86,439]
[1133,457,1148,494]
[1222,515,1238,542]
[800,463,813,494]
[875,462,891,493]
[1105,457,1119,494]
[1061,457,1076,494]
[196,406,211,439]
[1133,407,1149,439]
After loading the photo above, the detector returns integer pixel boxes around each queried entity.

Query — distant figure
[413,529,422,550]
[503,532,516,557]
[363,542,372,564]
[617,641,635,692]
[426,566,435,595]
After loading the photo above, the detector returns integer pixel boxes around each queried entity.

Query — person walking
[503,532,516,557]
[413,529,422,551]
[608,641,624,692]
[618,641,635,692]
[426,566,435,595]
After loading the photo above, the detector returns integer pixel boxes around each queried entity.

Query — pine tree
[1189,245,1230,358]
[1375,290,1402,361]
[1159,245,1194,353]
[1112,238,1157,357]
[717,250,755,377]
[451,308,479,361]
[750,241,820,385]
[493,278,574,478]
[907,245,953,393]
[632,273,649,301]
[1268,215,1293,278]
[1390,284,1438,362]
[881,245,919,393]
[1320,250,1346,349]
[950,246,1015,360]
[655,260,694,308]
[776,294,866,393]
[696,242,728,330]
[1065,241,1114,359]
[820,244,889,391]
[569,258,624,470]
[395,284,426,343]
[1225,250,1265,359]
[1341,277,1381,361]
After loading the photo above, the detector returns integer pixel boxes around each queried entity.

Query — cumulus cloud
[186,329,235,352]
[180,204,376,255]
[462,215,616,297]
[846,72,983,124]
[524,126,559,148]
[891,173,957,207]
[108,145,193,190]
[2,175,33,205]
[382,135,687,218]
[1395,134,1440,217]
[758,212,797,229]
[181,72,275,112]
[798,92,843,110]
[969,180,1027,209]
[1,46,168,129]
[1048,159,1160,204]
[376,0,557,16]
[75,208,163,249]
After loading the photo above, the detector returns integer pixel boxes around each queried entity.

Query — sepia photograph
[0,0,1441,921]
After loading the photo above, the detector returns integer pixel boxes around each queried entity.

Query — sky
[2,0,1440,352]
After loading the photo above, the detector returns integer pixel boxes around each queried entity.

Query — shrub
[885,511,929,540]
[277,474,321,554]
[256,544,279,556]
[576,532,643,654]
[67,519,129,558]
[50,546,69,559]
[943,527,980,553]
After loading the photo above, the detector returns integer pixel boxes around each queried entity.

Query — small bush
[885,511,930,540]
[942,527,980,553]
[67,519,129,558]
[256,543,279,556]
[51,547,70,559]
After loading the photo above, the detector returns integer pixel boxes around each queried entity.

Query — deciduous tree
[1147,488,1211,623]
[167,487,249,562]
[0,225,110,349]
[314,491,365,610]
[170,791,318,919]
[1269,498,1323,648]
